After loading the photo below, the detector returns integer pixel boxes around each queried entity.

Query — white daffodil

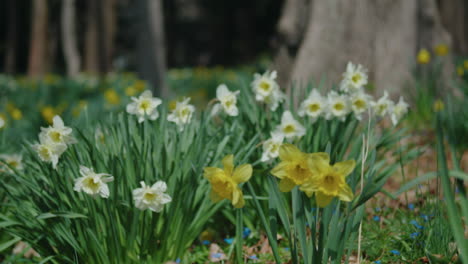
[350,91,373,120]
[251,71,285,111]
[32,138,67,169]
[167,98,195,131]
[298,89,326,121]
[213,84,240,116]
[133,181,172,212]
[0,115,5,129]
[390,96,409,125]
[371,91,395,117]
[39,115,77,146]
[340,62,368,93]
[275,111,306,139]
[74,166,114,198]
[0,154,23,172]
[126,90,162,123]
[261,132,284,162]
[326,91,350,121]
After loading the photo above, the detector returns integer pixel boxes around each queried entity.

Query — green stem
[235,209,243,264]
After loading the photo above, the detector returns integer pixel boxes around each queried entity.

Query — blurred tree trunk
[84,0,100,73]
[99,0,117,73]
[61,0,81,77]
[275,0,452,97]
[5,0,18,74]
[438,0,468,55]
[136,0,169,97]
[28,0,49,78]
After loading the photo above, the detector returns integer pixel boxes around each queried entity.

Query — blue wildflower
[284,247,290,251]
[410,232,419,239]
[202,240,210,245]
[390,249,400,255]
[249,255,259,260]
[211,253,223,259]
[243,227,251,238]
[224,238,234,244]
[176,258,181,263]
[410,220,424,229]
[408,203,415,210]
[375,207,381,212]
[373,216,380,221]
[374,261,382,264]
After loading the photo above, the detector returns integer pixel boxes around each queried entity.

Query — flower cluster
[32,115,76,169]
[251,71,285,111]
[271,144,356,207]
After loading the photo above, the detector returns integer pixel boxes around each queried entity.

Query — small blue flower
[243,227,251,238]
[202,240,210,245]
[224,238,234,244]
[374,261,382,264]
[390,249,400,255]
[249,255,259,260]
[283,247,290,251]
[420,214,429,222]
[211,253,222,259]
[375,207,381,212]
[410,232,420,239]
[175,258,181,263]
[373,216,380,222]
[408,203,415,210]
[410,220,424,229]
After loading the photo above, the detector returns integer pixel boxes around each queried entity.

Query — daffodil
[340,62,368,93]
[434,44,448,56]
[39,115,77,146]
[300,153,355,207]
[40,106,58,124]
[390,96,409,125]
[417,49,431,64]
[298,89,325,121]
[74,166,114,198]
[271,144,325,192]
[371,91,394,117]
[104,89,120,105]
[212,84,240,116]
[464,60,468,70]
[251,71,285,111]
[457,66,464,76]
[32,138,67,169]
[275,111,306,139]
[261,132,284,162]
[0,154,23,172]
[433,99,444,112]
[350,91,373,120]
[133,181,172,212]
[204,155,252,208]
[326,91,350,121]
[126,90,163,123]
[167,97,195,131]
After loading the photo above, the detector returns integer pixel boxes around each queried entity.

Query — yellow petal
[333,160,356,178]
[232,188,245,208]
[271,161,289,179]
[338,184,354,202]
[278,144,302,161]
[232,164,252,183]
[308,154,330,175]
[204,167,224,181]
[210,190,224,203]
[299,180,319,197]
[278,178,296,192]
[316,192,334,208]
[222,154,234,175]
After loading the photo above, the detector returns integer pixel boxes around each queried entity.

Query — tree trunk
[136,0,169,97]
[28,0,49,78]
[61,0,81,77]
[276,0,452,98]
[5,0,18,74]
[438,0,468,55]
[99,0,117,73]
[84,0,100,73]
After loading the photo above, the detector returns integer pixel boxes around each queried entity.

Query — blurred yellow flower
[434,44,448,56]
[104,89,120,105]
[464,60,468,70]
[433,99,444,112]
[134,80,146,92]
[41,106,57,124]
[44,74,60,85]
[204,154,252,208]
[417,49,431,64]
[125,86,138,96]
[457,66,464,76]
[10,108,22,120]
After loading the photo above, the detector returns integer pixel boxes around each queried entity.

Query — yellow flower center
[83,177,100,192]
[320,174,341,195]
[283,124,296,134]
[225,99,234,108]
[378,104,387,113]
[353,99,366,109]
[49,131,62,142]
[212,177,234,199]
[8,161,18,168]
[351,74,362,84]
[290,163,311,185]
[259,81,271,92]
[308,103,320,112]
[139,100,151,111]
[333,103,344,111]
[178,107,191,118]
[39,146,51,160]
[143,192,157,202]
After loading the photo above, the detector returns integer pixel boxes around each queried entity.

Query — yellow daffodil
[41,106,57,124]
[271,144,327,192]
[457,66,464,77]
[434,44,448,56]
[433,99,444,112]
[417,49,431,64]
[204,155,252,208]
[300,153,355,207]
[464,60,468,70]
[10,108,22,120]
[134,80,146,92]
[125,86,138,96]
[104,89,120,105]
